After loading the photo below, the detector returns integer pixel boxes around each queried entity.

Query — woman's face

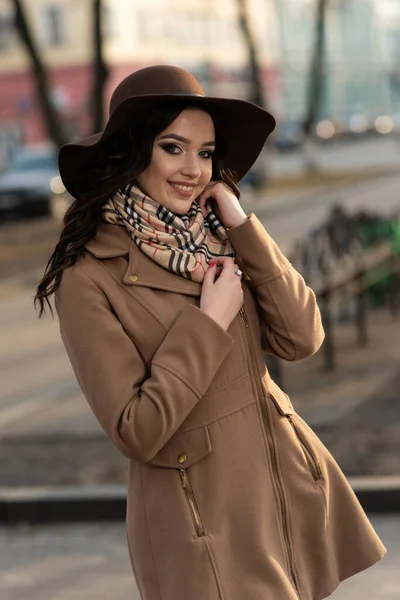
[136,108,215,214]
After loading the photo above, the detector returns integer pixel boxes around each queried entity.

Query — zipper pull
[239,307,249,327]
[179,469,188,489]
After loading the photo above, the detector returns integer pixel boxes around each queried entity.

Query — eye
[160,143,182,154]
[199,150,214,159]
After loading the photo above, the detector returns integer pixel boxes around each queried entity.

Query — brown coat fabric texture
[56,213,386,600]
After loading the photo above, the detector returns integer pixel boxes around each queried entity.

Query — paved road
[0,515,398,600]
[270,136,400,178]
[254,171,400,254]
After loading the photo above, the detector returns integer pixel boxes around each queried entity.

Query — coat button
[128,274,138,282]
[177,454,187,464]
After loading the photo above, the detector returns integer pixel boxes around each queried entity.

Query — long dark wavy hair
[34,100,240,317]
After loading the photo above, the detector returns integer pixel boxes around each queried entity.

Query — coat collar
[85,222,202,297]
[85,222,129,258]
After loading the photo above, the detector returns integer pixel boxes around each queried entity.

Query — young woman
[35,65,385,600]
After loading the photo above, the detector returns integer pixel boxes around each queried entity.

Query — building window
[42,5,65,46]
[0,13,12,52]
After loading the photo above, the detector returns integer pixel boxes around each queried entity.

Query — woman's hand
[198,181,247,229]
[200,257,244,331]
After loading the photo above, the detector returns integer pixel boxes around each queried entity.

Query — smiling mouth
[168,182,196,197]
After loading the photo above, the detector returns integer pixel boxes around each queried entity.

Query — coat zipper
[179,468,205,537]
[287,415,323,481]
[239,307,301,598]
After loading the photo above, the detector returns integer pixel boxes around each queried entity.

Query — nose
[180,152,202,179]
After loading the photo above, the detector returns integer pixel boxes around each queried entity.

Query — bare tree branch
[11,0,66,147]
[236,0,266,109]
[92,0,109,132]
[302,0,328,138]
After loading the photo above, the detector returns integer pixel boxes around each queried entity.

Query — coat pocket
[179,467,205,537]
[149,425,212,469]
[267,380,323,481]
[286,415,323,481]
[149,426,211,537]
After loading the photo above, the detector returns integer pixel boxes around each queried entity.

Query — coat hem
[319,547,387,600]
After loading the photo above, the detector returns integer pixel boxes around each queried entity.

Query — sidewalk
[1,515,399,600]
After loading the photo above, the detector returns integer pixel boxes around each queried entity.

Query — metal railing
[265,206,400,383]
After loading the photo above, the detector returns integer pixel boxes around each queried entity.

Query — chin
[169,200,194,215]
[172,206,191,216]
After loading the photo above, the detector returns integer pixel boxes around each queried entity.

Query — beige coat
[56,213,386,600]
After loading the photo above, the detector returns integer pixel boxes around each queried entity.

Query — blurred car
[273,120,304,151]
[0,144,65,219]
[241,165,265,189]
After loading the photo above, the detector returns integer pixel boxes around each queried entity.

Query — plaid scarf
[101,183,235,282]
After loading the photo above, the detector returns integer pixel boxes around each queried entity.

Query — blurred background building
[0,0,277,164]
[277,0,400,131]
[1,0,400,165]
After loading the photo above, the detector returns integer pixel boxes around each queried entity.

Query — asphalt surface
[269,136,400,178]
[255,171,400,255]
[0,515,398,600]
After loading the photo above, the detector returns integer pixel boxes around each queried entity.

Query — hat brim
[58,93,276,197]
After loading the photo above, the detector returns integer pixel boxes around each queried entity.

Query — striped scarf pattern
[102,183,235,282]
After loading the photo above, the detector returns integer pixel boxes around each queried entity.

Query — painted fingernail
[209,261,215,267]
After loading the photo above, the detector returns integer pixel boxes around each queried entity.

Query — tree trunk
[92,0,109,132]
[12,0,66,147]
[236,0,274,187]
[302,0,328,171]
[236,0,266,109]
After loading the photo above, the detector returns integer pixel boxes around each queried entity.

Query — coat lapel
[85,222,202,297]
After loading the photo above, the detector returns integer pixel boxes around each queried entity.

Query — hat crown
[109,65,205,116]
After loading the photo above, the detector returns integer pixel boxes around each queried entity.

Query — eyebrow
[158,133,216,147]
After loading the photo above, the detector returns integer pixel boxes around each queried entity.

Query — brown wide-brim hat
[58,65,276,197]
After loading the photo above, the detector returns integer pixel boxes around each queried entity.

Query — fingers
[203,262,217,287]
[206,257,229,279]
[207,257,242,278]
[205,257,242,289]
[216,257,239,277]
[208,256,234,267]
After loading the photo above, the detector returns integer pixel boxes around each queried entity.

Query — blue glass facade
[275,0,400,125]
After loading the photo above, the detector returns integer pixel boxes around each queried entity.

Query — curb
[1,477,400,524]
[347,476,400,514]
[0,485,127,524]
[261,163,400,197]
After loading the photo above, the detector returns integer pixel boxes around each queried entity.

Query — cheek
[137,166,162,195]
[201,162,213,184]
[151,153,177,182]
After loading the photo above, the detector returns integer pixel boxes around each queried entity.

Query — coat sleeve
[55,265,234,462]
[228,213,325,361]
